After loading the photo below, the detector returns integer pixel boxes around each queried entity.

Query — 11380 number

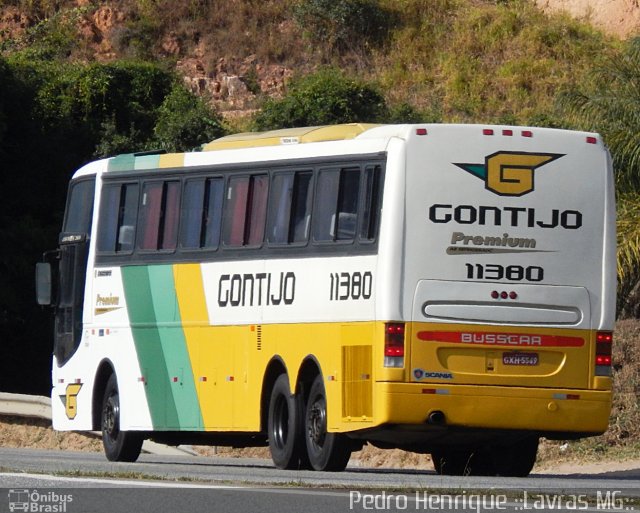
[465,263,544,282]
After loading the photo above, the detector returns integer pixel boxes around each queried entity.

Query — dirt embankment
[534,0,640,38]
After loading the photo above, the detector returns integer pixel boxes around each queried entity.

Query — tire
[304,375,351,472]
[267,374,308,469]
[431,437,538,477]
[492,437,539,477]
[431,449,478,476]
[101,374,143,462]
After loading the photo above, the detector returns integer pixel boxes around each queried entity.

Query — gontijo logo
[455,151,564,196]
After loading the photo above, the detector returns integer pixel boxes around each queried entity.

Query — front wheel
[101,373,143,462]
[304,375,351,471]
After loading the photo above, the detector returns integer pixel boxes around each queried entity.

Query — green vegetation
[0,53,224,395]
[559,38,640,316]
[293,0,391,57]
[254,70,389,130]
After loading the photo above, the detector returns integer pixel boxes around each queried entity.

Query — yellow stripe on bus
[159,153,185,168]
[173,263,217,427]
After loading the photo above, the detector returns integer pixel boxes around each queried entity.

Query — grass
[373,0,615,124]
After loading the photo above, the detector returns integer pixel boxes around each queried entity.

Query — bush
[254,69,388,130]
[293,0,390,53]
[153,85,226,153]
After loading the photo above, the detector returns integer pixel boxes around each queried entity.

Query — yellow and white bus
[36,123,616,475]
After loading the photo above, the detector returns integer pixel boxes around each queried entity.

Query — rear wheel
[492,437,539,477]
[267,374,308,469]
[431,449,478,476]
[431,437,538,477]
[304,375,351,471]
[101,374,143,462]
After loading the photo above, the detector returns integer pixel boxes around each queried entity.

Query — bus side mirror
[36,262,53,306]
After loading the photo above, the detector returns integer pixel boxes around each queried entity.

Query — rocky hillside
[0,0,627,125]
[0,3,290,119]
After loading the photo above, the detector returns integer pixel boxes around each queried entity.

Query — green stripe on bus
[122,265,203,430]
[107,154,136,172]
[147,265,203,429]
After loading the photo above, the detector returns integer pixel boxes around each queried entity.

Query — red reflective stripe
[417,331,584,347]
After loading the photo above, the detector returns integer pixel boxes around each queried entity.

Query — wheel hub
[308,400,326,446]
[103,396,119,438]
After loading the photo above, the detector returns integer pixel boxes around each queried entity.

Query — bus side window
[247,174,268,246]
[290,171,313,243]
[224,176,250,246]
[162,181,180,250]
[336,168,360,240]
[313,170,340,242]
[97,183,138,254]
[138,182,163,250]
[268,173,294,244]
[181,177,223,250]
[202,178,224,248]
[313,167,360,242]
[116,184,139,252]
[223,174,268,247]
[97,185,120,252]
[181,179,205,249]
[360,165,382,242]
[267,171,312,244]
[138,181,180,251]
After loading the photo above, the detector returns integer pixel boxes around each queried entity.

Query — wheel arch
[260,356,288,433]
[296,355,322,406]
[92,359,115,430]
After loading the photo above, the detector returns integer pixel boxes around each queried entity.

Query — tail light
[384,322,405,368]
[595,331,613,376]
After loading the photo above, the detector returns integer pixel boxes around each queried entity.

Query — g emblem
[64,383,82,420]
[455,151,563,196]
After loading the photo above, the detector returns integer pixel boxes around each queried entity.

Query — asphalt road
[0,448,638,513]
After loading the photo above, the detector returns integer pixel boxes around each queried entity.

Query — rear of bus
[380,124,615,474]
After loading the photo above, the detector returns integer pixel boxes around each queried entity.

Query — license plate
[502,352,539,366]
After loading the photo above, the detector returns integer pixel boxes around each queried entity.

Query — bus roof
[202,123,380,151]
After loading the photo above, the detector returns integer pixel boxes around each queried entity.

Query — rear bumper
[375,382,611,434]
